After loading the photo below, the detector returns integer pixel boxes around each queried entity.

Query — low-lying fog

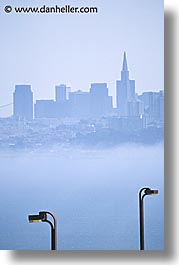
[0,144,164,250]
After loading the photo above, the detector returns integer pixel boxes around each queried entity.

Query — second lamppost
[139,187,158,250]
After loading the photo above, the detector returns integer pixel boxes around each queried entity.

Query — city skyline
[1,51,163,118]
[11,52,164,126]
[0,0,164,117]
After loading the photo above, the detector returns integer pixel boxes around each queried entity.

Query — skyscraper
[139,91,164,121]
[13,85,33,120]
[90,83,112,118]
[69,91,90,118]
[34,100,56,119]
[55,84,71,102]
[116,52,136,116]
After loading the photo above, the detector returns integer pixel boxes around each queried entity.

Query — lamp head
[145,188,158,196]
[28,212,46,223]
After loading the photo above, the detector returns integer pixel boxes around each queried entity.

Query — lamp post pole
[139,187,158,250]
[40,211,57,250]
[28,210,57,250]
[139,188,146,250]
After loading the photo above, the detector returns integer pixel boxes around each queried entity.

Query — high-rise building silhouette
[55,84,71,102]
[159,91,164,122]
[55,84,67,102]
[34,100,56,118]
[90,83,112,118]
[55,84,71,117]
[116,52,136,116]
[139,90,164,122]
[13,85,33,120]
[69,91,90,118]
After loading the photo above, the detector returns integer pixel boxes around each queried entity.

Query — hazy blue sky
[0,0,163,116]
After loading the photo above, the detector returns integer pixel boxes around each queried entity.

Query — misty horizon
[0,0,164,117]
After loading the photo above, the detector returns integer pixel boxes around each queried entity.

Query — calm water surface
[0,144,164,250]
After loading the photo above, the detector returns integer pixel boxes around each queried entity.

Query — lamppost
[28,211,57,250]
[139,187,158,250]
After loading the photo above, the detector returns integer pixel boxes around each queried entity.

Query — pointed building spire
[122,51,128,71]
